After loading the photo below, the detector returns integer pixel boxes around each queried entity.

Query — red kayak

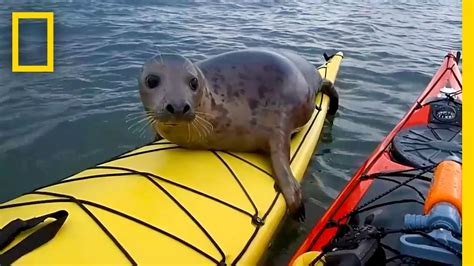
[291,51,462,266]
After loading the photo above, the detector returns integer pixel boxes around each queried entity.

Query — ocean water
[0,0,461,264]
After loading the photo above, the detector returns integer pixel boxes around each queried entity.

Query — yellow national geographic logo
[12,12,54,72]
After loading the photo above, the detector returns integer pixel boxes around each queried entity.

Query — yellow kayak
[0,52,343,265]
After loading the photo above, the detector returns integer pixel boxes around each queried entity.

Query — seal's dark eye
[189,77,199,91]
[145,75,160,89]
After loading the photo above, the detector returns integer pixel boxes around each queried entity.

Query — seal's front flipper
[269,130,305,222]
[292,203,306,222]
[320,78,339,116]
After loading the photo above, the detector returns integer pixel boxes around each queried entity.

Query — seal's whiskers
[125,110,154,123]
[151,117,158,127]
[187,124,191,142]
[134,115,154,136]
[194,119,209,138]
[194,116,212,137]
[195,115,214,133]
[195,111,214,118]
[126,110,148,116]
[139,115,158,139]
[191,120,203,140]
[125,113,146,119]
[127,115,151,131]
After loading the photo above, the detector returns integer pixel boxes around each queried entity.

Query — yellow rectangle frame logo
[12,12,54,72]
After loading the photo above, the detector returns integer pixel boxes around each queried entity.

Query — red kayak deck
[291,51,462,263]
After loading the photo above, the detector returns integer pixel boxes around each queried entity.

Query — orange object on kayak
[424,160,462,216]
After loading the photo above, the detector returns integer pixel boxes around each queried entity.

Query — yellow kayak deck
[0,52,343,265]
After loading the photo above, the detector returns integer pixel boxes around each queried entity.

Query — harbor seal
[138,48,331,220]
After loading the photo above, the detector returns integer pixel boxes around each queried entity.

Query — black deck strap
[75,165,226,262]
[377,171,432,182]
[31,192,137,265]
[370,176,426,201]
[222,152,273,178]
[5,197,220,265]
[116,146,179,161]
[0,210,68,265]
[348,199,424,218]
[320,79,339,115]
[62,166,254,219]
[212,151,259,217]
[338,166,435,223]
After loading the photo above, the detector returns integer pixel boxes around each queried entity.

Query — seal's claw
[285,178,305,222]
[291,203,306,222]
[287,194,305,222]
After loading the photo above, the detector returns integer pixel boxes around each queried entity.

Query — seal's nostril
[166,104,175,114]
[183,104,191,114]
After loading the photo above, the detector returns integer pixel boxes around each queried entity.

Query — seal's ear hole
[146,75,160,89]
[189,77,199,91]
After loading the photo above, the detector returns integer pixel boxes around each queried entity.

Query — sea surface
[0,0,462,264]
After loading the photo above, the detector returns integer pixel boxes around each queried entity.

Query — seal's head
[139,54,206,126]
